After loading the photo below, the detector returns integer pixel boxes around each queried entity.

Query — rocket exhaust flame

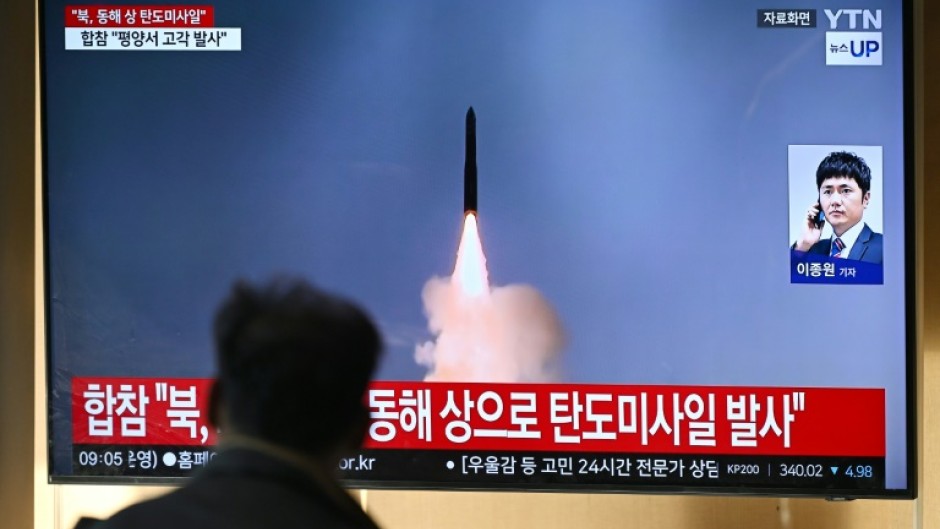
[452,213,489,299]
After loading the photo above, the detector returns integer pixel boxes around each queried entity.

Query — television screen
[42,0,916,498]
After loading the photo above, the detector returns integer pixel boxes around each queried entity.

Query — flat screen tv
[42,0,916,499]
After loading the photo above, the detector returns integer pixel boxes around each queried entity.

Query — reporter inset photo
[788,145,883,284]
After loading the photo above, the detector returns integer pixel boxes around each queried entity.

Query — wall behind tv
[1,0,937,527]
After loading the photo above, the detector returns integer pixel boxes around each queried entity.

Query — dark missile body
[464,107,477,215]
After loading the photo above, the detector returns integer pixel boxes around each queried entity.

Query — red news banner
[66,5,215,27]
[73,377,218,446]
[72,378,885,457]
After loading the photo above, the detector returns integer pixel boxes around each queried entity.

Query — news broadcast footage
[42,1,914,498]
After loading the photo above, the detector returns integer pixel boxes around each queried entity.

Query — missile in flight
[464,107,477,215]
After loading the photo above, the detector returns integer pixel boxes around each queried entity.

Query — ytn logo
[824,9,882,30]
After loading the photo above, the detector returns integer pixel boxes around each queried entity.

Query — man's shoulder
[94,469,272,529]
[95,490,192,529]
[96,479,302,529]
[94,450,380,529]
[850,224,883,263]
[859,224,884,249]
[863,224,883,241]
[97,471,287,528]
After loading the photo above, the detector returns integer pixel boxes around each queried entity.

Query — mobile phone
[814,201,825,228]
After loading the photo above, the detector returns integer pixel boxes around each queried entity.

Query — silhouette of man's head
[210,277,382,457]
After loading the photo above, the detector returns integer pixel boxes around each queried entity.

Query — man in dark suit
[803,222,883,263]
[87,278,384,529]
[793,151,883,264]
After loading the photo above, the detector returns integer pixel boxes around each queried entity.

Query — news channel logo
[823,8,882,66]
[825,32,882,66]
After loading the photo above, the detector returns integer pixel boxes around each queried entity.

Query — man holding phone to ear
[792,151,883,264]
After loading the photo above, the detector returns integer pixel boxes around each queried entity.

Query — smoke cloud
[414,276,565,383]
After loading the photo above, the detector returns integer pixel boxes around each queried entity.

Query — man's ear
[341,403,370,450]
[207,379,222,428]
[863,191,871,208]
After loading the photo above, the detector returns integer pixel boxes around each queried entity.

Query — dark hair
[211,277,382,455]
[816,151,872,195]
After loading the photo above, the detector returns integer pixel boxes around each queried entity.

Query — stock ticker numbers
[440,455,880,488]
[338,449,885,490]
